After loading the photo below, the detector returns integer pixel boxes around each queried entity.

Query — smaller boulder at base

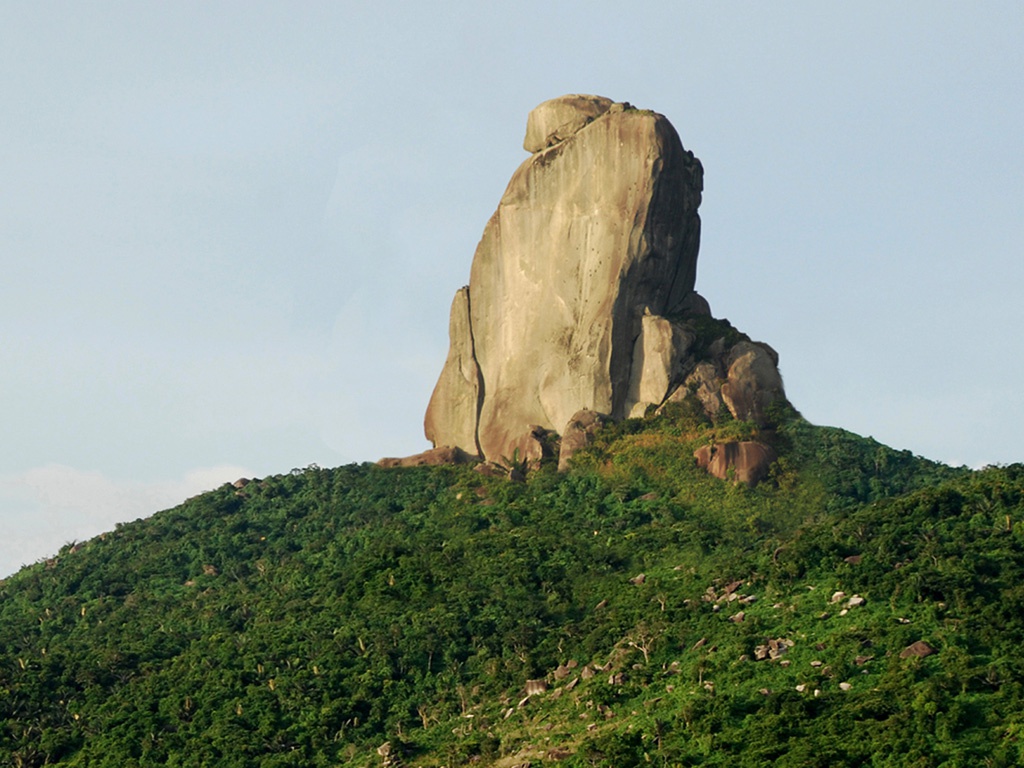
[378,445,475,468]
[900,641,936,659]
[558,409,607,472]
[693,441,778,487]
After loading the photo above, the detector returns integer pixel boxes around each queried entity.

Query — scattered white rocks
[753,637,794,661]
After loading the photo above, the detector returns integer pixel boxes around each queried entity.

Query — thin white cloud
[0,463,253,578]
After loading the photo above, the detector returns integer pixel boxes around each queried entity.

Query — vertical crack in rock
[424,286,483,458]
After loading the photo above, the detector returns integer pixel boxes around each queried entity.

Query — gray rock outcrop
[425,95,704,463]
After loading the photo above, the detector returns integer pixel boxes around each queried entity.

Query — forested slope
[4,409,1024,767]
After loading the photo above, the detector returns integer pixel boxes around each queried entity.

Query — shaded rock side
[426,95,704,462]
[693,441,778,487]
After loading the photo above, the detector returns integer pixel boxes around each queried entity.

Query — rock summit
[421,95,787,470]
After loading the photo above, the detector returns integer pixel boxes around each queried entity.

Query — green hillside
[3,406,1024,767]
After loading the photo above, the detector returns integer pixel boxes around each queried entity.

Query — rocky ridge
[389,95,789,482]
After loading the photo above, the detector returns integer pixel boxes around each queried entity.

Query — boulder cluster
[384,95,789,482]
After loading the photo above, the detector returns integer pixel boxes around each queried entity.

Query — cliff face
[425,95,705,462]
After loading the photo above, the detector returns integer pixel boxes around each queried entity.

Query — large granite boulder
[425,95,704,462]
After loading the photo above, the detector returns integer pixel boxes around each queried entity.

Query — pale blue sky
[2,2,1022,575]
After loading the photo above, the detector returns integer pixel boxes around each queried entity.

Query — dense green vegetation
[3,405,1023,766]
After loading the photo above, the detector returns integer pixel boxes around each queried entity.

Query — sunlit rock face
[425,95,705,462]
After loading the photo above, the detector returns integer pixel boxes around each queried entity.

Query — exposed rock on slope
[426,95,705,462]
[693,441,779,488]
[558,409,607,472]
[378,445,475,469]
